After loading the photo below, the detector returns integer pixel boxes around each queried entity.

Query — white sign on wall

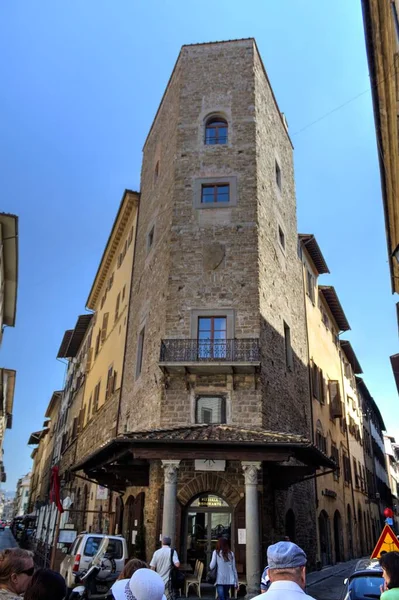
[194,460,226,472]
[238,529,246,545]
[96,486,109,500]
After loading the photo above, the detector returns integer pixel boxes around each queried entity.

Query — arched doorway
[123,494,145,558]
[318,510,332,566]
[347,505,354,559]
[333,510,343,563]
[184,493,232,569]
[285,509,296,543]
[358,506,365,556]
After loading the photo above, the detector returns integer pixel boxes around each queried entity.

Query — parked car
[341,559,384,600]
[60,533,128,591]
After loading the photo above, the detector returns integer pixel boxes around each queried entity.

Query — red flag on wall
[50,466,64,513]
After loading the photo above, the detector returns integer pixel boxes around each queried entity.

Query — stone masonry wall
[119,58,183,433]
[76,389,119,460]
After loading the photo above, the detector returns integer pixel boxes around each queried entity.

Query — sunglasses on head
[18,567,34,577]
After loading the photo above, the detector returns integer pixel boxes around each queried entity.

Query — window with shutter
[312,362,320,400]
[86,347,93,373]
[95,330,101,357]
[329,380,342,418]
[306,270,315,303]
[115,293,121,323]
[319,369,325,404]
[72,417,78,440]
[93,382,101,412]
[122,285,126,302]
[87,394,92,420]
[106,366,114,400]
[108,272,114,291]
[353,458,360,488]
[101,313,109,343]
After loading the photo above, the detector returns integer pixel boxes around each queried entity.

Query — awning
[0,213,18,327]
[58,315,93,359]
[28,429,49,445]
[57,330,73,359]
[71,424,335,491]
[319,286,350,332]
[299,234,330,275]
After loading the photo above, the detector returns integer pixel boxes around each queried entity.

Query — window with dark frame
[115,292,121,323]
[106,365,114,400]
[278,226,285,250]
[201,184,230,204]
[275,160,282,190]
[205,117,228,145]
[198,316,227,359]
[331,444,340,480]
[196,396,226,424]
[93,381,101,412]
[306,270,315,303]
[136,327,145,378]
[284,321,293,370]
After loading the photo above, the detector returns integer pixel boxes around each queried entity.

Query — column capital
[161,460,181,484]
[241,461,262,485]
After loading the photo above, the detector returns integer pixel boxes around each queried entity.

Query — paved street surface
[306,559,358,600]
[0,528,17,550]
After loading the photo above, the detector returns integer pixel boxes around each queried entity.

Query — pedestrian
[117,558,148,581]
[0,548,35,599]
[111,559,148,600]
[380,551,399,599]
[209,537,238,600]
[24,569,66,600]
[261,538,290,593]
[150,535,180,599]
[251,541,316,600]
[129,568,166,600]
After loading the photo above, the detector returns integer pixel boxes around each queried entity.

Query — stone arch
[178,473,241,507]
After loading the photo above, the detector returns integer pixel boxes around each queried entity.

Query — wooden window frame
[205,118,228,145]
[201,184,230,204]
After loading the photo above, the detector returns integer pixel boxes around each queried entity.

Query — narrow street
[0,528,17,550]
[307,560,357,600]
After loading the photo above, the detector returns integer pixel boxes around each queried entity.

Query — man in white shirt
[251,541,316,600]
[150,536,180,599]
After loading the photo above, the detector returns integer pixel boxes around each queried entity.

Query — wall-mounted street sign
[370,525,399,558]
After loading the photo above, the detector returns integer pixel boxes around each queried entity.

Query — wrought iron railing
[160,339,260,362]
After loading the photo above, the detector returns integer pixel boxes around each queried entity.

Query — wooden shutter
[112,371,117,392]
[86,347,93,373]
[106,368,113,400]
[312,363,319,400]
[72,417,78,440]
[115,293,121,323]
[319,369,325,404]
[101,313,109,342]
[329,380,342,418]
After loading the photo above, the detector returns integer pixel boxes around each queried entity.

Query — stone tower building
[76,39,333,590]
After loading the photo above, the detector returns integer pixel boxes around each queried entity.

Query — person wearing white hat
[129,569,166,600]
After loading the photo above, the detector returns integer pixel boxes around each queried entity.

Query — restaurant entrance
[185,494,232,569]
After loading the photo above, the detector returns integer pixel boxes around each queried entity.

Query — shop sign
[195,459,226,472]
[199,495,225,508]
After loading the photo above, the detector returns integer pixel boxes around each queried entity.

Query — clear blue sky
[0,0,397,491]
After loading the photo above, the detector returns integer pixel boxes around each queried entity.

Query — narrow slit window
[284,321,293,370]
[278,226,285,250]
[147,226,155,252]
[136,327,145,378]
[275,160,282,190]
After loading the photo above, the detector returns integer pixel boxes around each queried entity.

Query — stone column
[242,461,262,597]
[161,460,180,546]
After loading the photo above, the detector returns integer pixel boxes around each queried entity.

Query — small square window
[278,226,285,250]
[147,226,155,252]
[196,396,226,424]
[275,160,282,190]
[201,184,230,204]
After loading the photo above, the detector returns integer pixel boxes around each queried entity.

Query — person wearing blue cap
[252,542,316,600]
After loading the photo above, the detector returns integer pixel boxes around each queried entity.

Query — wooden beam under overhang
[132,448,293,461]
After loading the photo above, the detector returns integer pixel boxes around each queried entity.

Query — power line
[292,61,397,137]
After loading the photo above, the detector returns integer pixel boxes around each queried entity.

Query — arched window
[196,395,226,424]
[205,117,228,145]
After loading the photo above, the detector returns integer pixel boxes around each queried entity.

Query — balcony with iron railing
[159,338,260,374]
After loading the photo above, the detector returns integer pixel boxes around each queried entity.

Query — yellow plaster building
[299,234,370,566]
[75,190,139,531]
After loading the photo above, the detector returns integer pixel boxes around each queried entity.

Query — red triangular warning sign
[370,525,399,558]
